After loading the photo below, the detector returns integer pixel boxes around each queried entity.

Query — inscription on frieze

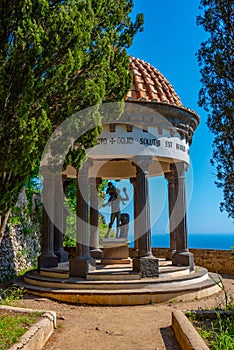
[97,136,188,153]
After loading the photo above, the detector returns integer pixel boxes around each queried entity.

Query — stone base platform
[15,259,222,305]
[101,238,130,265]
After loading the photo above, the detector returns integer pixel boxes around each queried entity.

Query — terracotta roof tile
[125,56,183,107]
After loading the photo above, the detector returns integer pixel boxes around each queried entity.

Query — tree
[196,0,234,219]
[0,0,143,235]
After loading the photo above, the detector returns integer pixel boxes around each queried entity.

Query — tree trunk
[0,210,10,245]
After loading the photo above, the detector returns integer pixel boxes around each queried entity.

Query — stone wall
[0,224,41,283]
[190,248,234,275]
[129,248,234,275]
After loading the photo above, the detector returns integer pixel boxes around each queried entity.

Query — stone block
[90,249,103,260]
[133,256,159,277]
[69,257,96,277]
[101,238,130,264]
[172,310,209,350]
[38,255,58,269]
[101,258,131,265]
[172,251,194,271]
[55,250,68,263]
[165,249,176,261]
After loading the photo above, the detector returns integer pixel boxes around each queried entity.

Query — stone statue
[103,183,129,238]
[119,213,130,238]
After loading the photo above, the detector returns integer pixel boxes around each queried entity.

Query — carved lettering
[97,138,107,145]
[117,137,133,144]
[139,138,161,147]
[97,137,188,155]
[176,143,186,152]
[165,141,173,148]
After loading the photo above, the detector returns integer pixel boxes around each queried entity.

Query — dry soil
[12,274,234,350]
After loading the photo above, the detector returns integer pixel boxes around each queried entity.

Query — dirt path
[14,275,234,350]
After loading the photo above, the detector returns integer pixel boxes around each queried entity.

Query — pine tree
[196,0,234,219]
[0,0,143,234]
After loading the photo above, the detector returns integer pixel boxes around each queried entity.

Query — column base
[133,256,159,277]
[165,249,176,261]
[90,249,103,260]
[55,249,69,263]
[172,251,194,271]
[38,254,58,269]
[69,257,96,277]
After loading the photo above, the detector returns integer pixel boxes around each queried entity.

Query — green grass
[198,314,234,350]
[0,312,41,350]
[187,307,234,350]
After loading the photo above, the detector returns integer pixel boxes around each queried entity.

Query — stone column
[164,168,177,260]
[130,177,139,252]
[69,162,96,277]
[132,156,159,277]
[90,177,103,259]
[38,168,58,269]
[171,162,194,270]
[54,174,68,263]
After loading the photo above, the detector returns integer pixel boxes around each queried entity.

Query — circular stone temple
[18,57,221,305]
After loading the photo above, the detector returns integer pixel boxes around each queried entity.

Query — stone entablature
[88,123,190,165]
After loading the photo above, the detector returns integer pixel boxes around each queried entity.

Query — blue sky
[122,0,233,234]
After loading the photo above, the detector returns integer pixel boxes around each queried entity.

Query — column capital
[78,158,93,175]
[132,156,153,174]
[170,162,188,176]
[83,157,93,168]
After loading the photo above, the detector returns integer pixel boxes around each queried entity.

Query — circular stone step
[14,266,222,305]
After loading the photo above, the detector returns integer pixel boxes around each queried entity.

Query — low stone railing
[65,247,234,275]
[129,248,234,275]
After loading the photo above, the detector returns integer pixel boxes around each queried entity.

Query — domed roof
[125,56,183,107]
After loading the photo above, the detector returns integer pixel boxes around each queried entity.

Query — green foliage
[24,176,42,218]
[7,177,42,237]
[98,179,109,201]
[63,178,76,246]
[198,313,234,350]
[17,264,38,278]
[98,217,116,243]
[0,285,24,306]
[0,0,143,220]
[63,214,114,247]
[187,307,234,350]
[8,208,40,237]
[63,178,114,246]
[63,209,76,247]
[196,0,234,219]
[227,299,234,311]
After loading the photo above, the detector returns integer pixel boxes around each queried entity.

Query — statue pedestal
[101,238,131,265]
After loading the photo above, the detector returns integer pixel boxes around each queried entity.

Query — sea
[129,233,234,250]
